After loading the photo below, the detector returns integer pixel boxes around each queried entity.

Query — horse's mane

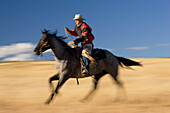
[46,31,74,55]
[42,29,75,55]
[52,34,71,49]
[43,30,70,48]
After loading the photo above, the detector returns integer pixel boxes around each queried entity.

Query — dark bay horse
[34,30,142,104]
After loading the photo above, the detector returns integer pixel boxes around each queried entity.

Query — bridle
[37,31,76,58]
[65,29,75,41]
[38,41,72,58]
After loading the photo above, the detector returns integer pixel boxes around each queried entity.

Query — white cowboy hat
[72,14,86,20]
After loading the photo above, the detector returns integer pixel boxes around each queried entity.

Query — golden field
[0,58,170,113]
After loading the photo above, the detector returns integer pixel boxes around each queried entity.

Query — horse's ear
[41,29,49,34]
[45,29,50,34]
[41,30,44,34]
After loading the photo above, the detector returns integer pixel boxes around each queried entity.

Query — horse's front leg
[48,73,59,93]
[45,73,69,104]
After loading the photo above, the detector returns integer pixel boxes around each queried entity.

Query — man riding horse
[65,14,96,74]
[34,27,142,104]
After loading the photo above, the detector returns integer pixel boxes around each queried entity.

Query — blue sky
[0,0,170,61]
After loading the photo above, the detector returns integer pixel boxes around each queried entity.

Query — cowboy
[65,14,95,74]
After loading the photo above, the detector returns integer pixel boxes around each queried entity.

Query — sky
[0,0,170,61]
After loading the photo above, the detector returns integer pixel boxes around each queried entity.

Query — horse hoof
[44,100,51,105]
[79,99,86,103]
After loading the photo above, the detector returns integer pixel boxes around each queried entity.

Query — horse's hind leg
[107,63,123,88]
[109,71,127,101]
[111,74,123,88]
[83,71,106,101]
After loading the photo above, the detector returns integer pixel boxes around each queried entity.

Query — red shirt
[68,22,94,44]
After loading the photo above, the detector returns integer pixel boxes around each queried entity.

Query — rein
[38,42,73,58]
[38,46,71,58]
[38,31,76,58]
[65,29,75,41]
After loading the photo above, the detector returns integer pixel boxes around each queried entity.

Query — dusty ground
[0,58,170,113]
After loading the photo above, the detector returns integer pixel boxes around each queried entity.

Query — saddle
[73,47,107,85]
[74,47,107,62]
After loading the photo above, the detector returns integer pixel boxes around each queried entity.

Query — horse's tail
[116,56,142,67]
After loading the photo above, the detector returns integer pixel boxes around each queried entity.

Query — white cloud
[0,43,35,58]
[106,48,115,51]
[3,54,35,61]
[0,43,36,61]
[125,46,150,50]
[156,43,170,47]
[124,43,170,51]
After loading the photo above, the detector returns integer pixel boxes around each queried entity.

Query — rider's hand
[68,41,74,45]
[65,27,70,33]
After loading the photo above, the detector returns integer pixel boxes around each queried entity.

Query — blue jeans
[81,43,93,71]
[82,56,89,71]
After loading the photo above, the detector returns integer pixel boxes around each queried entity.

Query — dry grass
[0,58,170,113]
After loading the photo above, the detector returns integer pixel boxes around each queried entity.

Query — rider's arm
[68,26,78,37]
[68,30,78,37]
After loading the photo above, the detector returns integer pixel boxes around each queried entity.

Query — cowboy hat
[72,14,86,20]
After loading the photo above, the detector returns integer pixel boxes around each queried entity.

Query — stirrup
[82,68,89,75]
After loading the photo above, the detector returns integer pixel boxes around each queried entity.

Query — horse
[34,30,142,104]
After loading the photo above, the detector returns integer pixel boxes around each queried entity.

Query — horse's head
[34,30,51,56]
